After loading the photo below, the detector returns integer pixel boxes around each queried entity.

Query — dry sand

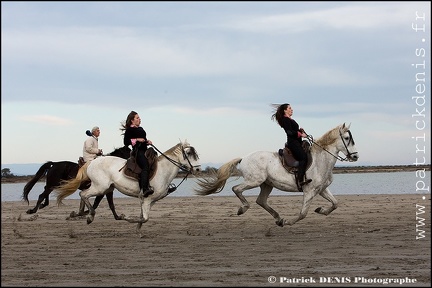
[1,194,430,287]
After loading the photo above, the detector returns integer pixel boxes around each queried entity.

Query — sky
[1,1,431,172]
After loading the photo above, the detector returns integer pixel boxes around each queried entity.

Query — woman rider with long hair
[271,103,312,188]
[121,111,154,197]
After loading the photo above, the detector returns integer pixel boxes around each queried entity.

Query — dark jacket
[124,126,148,152]
[282,117,302,145]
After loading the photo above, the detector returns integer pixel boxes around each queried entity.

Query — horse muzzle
[192,165,201,175]
[348,152,359,162]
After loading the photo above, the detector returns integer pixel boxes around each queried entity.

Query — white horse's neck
[312,145,338,170]
[152,145,184,188]
[310,131,342,175]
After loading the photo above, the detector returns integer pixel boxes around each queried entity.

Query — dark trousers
[136,150,150,190]
[287,140,308,182]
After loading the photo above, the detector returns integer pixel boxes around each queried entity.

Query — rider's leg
[288,141,311,186]
[137,152,153,197]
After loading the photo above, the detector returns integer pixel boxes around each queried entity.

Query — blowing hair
[120,110,138,134]
[270,103,289,128]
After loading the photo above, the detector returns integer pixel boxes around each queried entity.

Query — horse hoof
[26,209,34,214]
[276,219,284,227]
[86,218,93,225]
[314,207,323,213]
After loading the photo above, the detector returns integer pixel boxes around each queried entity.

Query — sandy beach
[1,194,430,287]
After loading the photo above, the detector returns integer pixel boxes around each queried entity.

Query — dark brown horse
[22,146,131,218]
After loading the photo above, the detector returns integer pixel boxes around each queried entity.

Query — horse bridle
[338,129,358,161]
[306,129,358,162]
[149,144,200,187]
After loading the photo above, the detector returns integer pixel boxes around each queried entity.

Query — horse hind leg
[104,191,125,220]
[92,188,124,220]
[73,195,104,217]
[26,189,52,214]
[255,183,284,227]
[71,194,106,218]
[78,190,97,224]
[232,182,258,216]
[69,199,88,218]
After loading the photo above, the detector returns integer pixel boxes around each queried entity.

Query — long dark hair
[120,110,138,134]
[271,103,289,128]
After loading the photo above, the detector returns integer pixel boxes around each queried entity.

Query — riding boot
[139,170,154,198]
[297,163,312,187]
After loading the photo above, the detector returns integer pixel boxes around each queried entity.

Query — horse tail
[22,161,54,204]
[194,158,242,196]
[56,162,91,205]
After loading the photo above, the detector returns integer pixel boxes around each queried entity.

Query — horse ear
[342,122,350,130]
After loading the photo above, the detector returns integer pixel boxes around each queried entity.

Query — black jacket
[124,126,148,152]
[282,117,302,144]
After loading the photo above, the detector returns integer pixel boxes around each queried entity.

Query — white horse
[194,123,359,227]
[56,140,201,235]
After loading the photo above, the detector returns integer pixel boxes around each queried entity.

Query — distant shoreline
[331,164,431,174]
[1,164,430,184]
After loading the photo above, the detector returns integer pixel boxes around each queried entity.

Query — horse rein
[149,144,198,187]
[305,129,357,162]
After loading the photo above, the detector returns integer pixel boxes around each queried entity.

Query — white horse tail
[195,158,242,196]
[56,162,91,205]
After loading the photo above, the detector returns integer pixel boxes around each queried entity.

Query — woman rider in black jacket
[121,110,154,197]
[272,103,312,187]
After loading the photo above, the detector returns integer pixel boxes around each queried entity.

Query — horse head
[338,123,359,162]
[179,139,201,174]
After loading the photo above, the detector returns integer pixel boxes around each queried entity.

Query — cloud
[20,115,73,126]
[225,3,429,34]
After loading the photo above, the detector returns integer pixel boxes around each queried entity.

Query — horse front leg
[121,195,151,238]
[315,188,338,216]
[122,194,151,225]
[285,190,315,226]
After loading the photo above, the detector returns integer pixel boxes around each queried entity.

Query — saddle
[120,147,158,181]
[278,140,312,174]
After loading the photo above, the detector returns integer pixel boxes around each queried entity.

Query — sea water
[1,171,430,202]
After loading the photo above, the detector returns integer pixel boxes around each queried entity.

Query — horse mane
[313,124,341,150]
[157,141,198,161]
[158,142,183,160]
